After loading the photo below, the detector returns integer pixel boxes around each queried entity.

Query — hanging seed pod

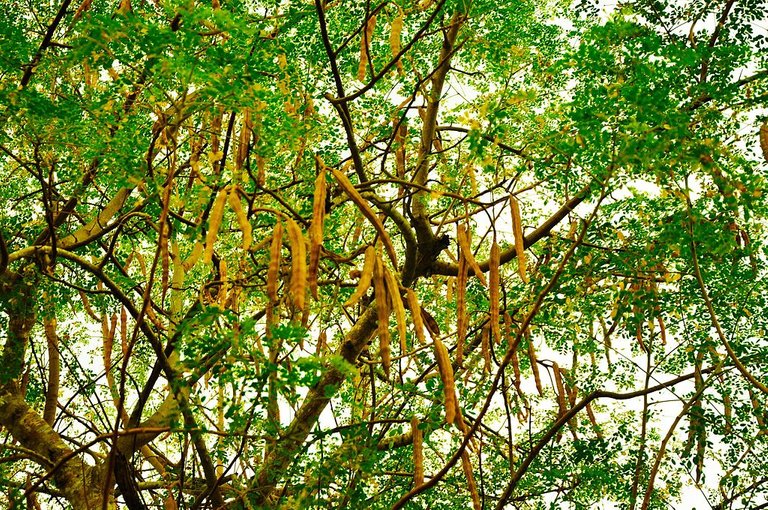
[389,11,404,73]
[760,121,768,163]
[456,254,467,366]
[228,189,253,252]
[411,416,424,486]
[456,224,487,286]
[384,266,407,353]
[461,451,482,510]
[509,194,528,283]
[433,337,457,424]
[481,324,491,373]
[285,217,307,311]
[374,254,391,378]
[330,166,397,266]
[489,240,501,344]
[267,222,283,304]
[357,14,377,81]
[308,163,327,299]
[204,186,229,264]
[345,246,376,306]
[528,335,544,396]
[405,288,426,345]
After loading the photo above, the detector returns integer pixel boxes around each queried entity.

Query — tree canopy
[2,0,768,508]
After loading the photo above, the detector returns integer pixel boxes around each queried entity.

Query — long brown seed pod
[433,337,457,424]
[411,416,424,486]
[374,254,391,378]
[330,166,398,266]
[228,188,253,252]
[384,266,408,353]
[456,224,487,286]
[267,222,283,305]
[489,240,501,344]
[509,194,528,283]
[308,164,327,299]
[285,217,307,312]
[345,245,376,306]
[204,186,229,264]
[405,288,426,346]
[528,334,544,396]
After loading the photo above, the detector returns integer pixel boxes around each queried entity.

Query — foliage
[1,0,768,508]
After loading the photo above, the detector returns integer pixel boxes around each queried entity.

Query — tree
[2,0,768,508]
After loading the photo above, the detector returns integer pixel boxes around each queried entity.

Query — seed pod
[218,258,228,309]
[357,14,377,81]
[552,362,567,417]
[120,306,128,358]
[390,12,404,73]
[461,451,482,510]
[411,416,424,486]
[405,289,426,346]
[285,217,307,311]
[79,290,99,321]
[160,220,170,304]
[586,403,602,438]
[456,224,487,286]
[384,266,407,353]
[511,347,523,396]
[330,166,398,266]
[267,222,283,303]
[421,307,441,339]
[309,163,327,299]
[489,240,501,344]
[528,335,544,396]
[509,194,528,283]
[481,324,491,373]
[433,337,457,424]
[456,254,467,366]
[760,121,768,163]
[228,188,253,251]
[204,186,229,264]
[345,246,376,306]
[374,254,391,378]
[183,241,204,272]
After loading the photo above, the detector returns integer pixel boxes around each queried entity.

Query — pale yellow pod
[344,245,376,306]
[357,14,377,81]
[456,255,467,366]
[461,451,482,510]
[183,241,204,272]
[481,324,491,373]
[330,166,398,266]
[384,266,407,353]
[374,254,391,378]
[528,336,544,396]
[509,194,528,283]
[405,288,426,345]
[552,362,567,417]
[411,416,424,486]
[433,337,457,424]
[489,240,501,344]
[267,222,283,303]
[309,165,327,299]
[228,189,252,251]
[456,224,487,286]
[204,186,229,264]
[285,217,307,311]
[390,12,404,73]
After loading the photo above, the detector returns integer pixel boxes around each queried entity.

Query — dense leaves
[2,0,768,508]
